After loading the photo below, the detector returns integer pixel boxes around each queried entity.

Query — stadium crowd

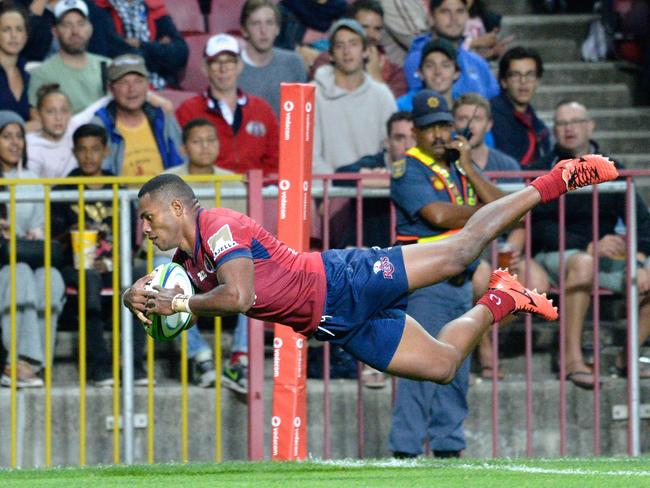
[0,0,648,458]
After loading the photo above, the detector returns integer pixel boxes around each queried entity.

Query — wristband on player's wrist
[172,294,192,313]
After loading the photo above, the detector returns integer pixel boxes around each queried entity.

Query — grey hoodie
[312,65,397,176]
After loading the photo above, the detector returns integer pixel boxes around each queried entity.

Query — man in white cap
[175,33,278,178]
[28,0,111,114]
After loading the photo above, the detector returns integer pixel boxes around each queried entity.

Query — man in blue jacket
[92,54,184,176]
[490,46,551,166]
[402,0,499,99]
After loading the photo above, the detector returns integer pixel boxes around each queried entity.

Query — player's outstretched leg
[402,155,619,292]
[385,269,556,383]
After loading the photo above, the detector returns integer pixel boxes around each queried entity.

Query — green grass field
[2,458,650,487]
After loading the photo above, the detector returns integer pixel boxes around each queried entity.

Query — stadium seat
[179,34,210,92]
[209,0,245,35]
[157,89,196,110]
[165,0,205,35]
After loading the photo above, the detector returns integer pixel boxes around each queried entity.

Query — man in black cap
[388,89,503,458]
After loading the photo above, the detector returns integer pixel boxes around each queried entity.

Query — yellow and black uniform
[391,146,476,242]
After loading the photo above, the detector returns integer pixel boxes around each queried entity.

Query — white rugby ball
[144,262,194,341]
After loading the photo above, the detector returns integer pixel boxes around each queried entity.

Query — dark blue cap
[411,89,454,128]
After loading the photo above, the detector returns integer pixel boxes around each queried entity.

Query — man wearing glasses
[176,34,279,178]
[530,100,650,389]
[490,46,551,166]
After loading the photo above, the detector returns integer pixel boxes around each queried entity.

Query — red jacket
[96,0,167,39]
[176,91,279,177]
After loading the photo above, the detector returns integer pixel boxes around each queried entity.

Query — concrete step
[0,375,645,467]
[500,14,594,42]
[489,0,535,15]
[541,62,638,86]
[613,153,650,167]
[538,107,650,131]
[534,83,631,110]
[510,39,580,62]
[593,130,650,154]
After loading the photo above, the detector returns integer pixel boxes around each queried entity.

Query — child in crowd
[27,84,77,178]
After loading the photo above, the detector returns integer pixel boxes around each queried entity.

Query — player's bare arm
[144,257,255,318]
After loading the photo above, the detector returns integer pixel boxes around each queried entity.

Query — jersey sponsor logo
[245,120,267,137]
[207,225,237,260]
[197,270,207,281]
[373,256,394,279]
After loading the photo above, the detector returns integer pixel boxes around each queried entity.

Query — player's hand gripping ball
[144,263,194,341]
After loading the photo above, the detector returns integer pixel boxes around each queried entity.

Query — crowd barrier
[0,169,648,467]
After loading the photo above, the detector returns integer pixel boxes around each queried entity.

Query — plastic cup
[71,230,98,270]
[497,242,514,269]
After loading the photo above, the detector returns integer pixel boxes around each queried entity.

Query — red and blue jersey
[173,208,326,335]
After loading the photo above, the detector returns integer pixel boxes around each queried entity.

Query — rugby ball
[144,262,194,341]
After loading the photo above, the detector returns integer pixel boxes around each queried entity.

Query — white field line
[312,458,650,477]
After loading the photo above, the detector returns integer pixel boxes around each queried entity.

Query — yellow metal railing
[0,174,242,468]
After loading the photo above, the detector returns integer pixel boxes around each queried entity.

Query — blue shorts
[314,246,409,371]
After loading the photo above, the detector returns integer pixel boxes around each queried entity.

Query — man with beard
[28,0,110,114]
[389,89,502,457]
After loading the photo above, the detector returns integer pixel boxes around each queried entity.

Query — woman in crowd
[0,110,65,388]
[0,3,31,121]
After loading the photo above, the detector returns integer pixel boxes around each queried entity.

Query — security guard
[388,89,503,458]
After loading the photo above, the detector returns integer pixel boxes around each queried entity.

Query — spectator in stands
[51,123,150,386]
[402,0,499,99]
[28,0,111,115]
[389,90,502,458]
[0,3,31,122]
[312,19,396,176]
[309,0,408,99]
[238,0,307,117]
[176,34,279,178]
[13,0,54,62]
[275,0,347,50]
[378,0,428,66]
[530,100,650,389]
[335,111,414,249]
[95,0,189,88]
[453,92,548,380]
[163,119,247,388]
[91,54,184,177]
[26,84,78,178]
[397,38,459,112]
[490,46,551,166]
[0,110,65,388]
[463,0,512,60]
[453,93,519,176]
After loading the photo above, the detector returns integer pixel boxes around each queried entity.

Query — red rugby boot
[554,154,619,191]
[488,269,558,321]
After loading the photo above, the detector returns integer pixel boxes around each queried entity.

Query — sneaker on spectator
[191,350,216,388]
[222,355,248,394]
[92,369,115,388]
[1,359,44,388]
[134,365,156,387]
